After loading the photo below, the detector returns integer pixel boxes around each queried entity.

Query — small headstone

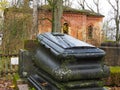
[17,84,29,90]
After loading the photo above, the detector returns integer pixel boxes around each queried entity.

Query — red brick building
[38,6,104,46]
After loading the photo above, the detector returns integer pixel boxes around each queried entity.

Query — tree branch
[77,0,85,10]
[39,17,52,22]
[85,1,94,12]
[93,0,99,13]
[47,0,53,6]
[107,0,117,11]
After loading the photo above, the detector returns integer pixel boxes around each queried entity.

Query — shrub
[104,66,120,86]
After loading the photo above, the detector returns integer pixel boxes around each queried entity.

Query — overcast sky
[7,0,111,16]
[7,0,116,20]
[72,0,112,17]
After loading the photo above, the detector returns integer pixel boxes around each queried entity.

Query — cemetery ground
[0,55,120,90]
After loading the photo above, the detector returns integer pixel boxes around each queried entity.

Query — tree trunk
[107,0,120,42]
[52,0,63,33]
[31,0,38,39]
[115,0,119,42]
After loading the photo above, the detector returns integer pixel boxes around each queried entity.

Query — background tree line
[0,0,120,54]
[0,0,32,54]
[8,0,120,42]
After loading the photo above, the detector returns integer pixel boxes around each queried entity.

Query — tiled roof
[39,5,104,17]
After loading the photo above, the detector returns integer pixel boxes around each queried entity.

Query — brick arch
[87,23,94,27]
[87,24,94,39]
[62,16,71,26]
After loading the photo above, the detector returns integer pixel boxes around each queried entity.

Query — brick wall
[38,12,104,46]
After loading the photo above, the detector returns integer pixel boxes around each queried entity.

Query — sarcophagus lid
[37,32,105,58]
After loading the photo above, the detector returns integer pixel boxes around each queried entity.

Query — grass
[110,66,120,73]
[13,73,20,81]
[104,66,120,86]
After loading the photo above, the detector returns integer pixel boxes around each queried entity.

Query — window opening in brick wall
[88,25,93,38]
[63,23,69,34]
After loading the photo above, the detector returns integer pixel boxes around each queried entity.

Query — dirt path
[0,78,15,90]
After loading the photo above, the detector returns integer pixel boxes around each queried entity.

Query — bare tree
[93,0,100,13]
[107,0,120,42]
[10,0,29,7]
[0,0,9,31]
[52,0,63,32]
[63,0,72,7]
[38,0,46,6]
[47,0,63,33]
[77,0,86,10]
[103,18,116,40]
[77,0,100,13]
[31,0,38,39]
[11,0,19,6]
[86,0,100,13]
[77,0,95,11]
[24,0,29,6]
[85,1,94,12]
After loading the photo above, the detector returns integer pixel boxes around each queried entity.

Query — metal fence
[0,54,18,79]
